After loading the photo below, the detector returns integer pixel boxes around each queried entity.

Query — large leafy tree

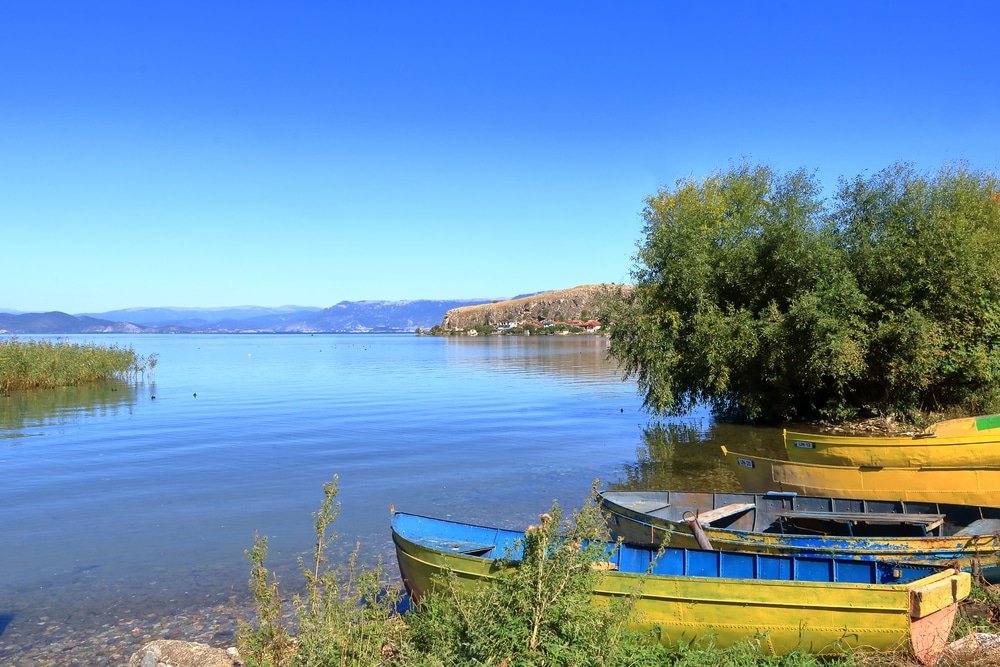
[604,162,1000,422]
[833,164,1000,416]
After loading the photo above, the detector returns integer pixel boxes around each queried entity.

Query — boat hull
[723,446,1000,508]
[392,512,969,664]
[599,490,1000,581]
[785,428,1000,467]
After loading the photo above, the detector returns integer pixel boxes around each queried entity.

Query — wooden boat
[392,511,969,664]
[722,446,1000,507]
[598,489,1000,581]
[785,414,1000,467]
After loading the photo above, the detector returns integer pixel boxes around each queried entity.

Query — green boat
[392,511,969,664]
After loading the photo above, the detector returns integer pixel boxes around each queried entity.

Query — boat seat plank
[636,503,672,517]
[421,537,495,556]
[775,510,945,531]
[695,503,755,525]
[954,518,1000,536]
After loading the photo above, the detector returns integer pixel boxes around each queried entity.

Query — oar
[682,510,714,551]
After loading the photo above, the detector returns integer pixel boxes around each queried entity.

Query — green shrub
[603,162,1000,422]
[238,475,407,667]
[238,533,297,667]
[405,499,659,666]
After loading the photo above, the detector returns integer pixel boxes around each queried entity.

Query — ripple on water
[1,334,770,662]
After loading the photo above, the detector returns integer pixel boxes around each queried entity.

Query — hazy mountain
[305,299,494,332]
[81,305,322,327]
[0,311,150,334]
[3,298,499,334]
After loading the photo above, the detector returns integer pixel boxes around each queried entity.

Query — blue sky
[2,2,998,313]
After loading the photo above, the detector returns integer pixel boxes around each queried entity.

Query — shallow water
[0,333,783,662]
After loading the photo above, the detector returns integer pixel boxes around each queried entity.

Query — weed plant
[238,476,408,667]
[0,338,155,392]
[951,577,1000,640]
[404,500,655,666]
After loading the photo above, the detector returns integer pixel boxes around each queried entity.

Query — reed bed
[0,338,155,392]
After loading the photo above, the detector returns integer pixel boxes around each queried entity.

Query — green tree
[604,162,1000,422]
[832,163,1000,415]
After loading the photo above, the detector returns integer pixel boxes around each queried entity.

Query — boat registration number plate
[793,440,815,449]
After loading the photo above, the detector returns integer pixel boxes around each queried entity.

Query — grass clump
[951,577,1000,640]
[405,500,654,666]
[0,338,156,392]
[238,475,408,667]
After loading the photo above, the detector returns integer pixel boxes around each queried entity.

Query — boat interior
[391,512,938,584]
[601,491,1000,538]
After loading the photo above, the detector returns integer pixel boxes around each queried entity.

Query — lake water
[0,333,785,662]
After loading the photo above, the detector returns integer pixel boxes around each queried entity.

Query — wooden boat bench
[693,503,755,525]
[774,510,946,535]
[421,536,495,557]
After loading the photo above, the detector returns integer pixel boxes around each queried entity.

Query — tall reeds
[0,338,155,392]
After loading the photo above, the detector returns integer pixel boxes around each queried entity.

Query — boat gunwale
[722,446,1000,475]
[784,428,1000,448]
[390,512,956,592]
[597,491,1000,549]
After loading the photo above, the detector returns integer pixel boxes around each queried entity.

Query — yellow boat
[785,414,1000,467]
[723,446,1000,506]
[392,511,969,664]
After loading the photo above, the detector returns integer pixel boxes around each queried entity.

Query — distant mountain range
[0,299,503,334]
[81,305,324,328]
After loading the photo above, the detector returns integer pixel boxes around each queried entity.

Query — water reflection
[0,381,141,438]
[611,419,786,491]
[442,336,620,383]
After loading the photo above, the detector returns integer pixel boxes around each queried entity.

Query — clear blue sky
[2,2,998,313]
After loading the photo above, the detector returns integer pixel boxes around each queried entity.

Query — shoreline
[0,597,248,666]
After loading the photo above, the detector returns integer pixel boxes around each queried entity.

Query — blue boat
[392,511,970,664]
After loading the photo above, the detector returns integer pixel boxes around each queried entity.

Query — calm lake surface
[1,333,785,660]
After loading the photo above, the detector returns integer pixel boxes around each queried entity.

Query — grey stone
[128,639,241,667]
[943,632,1000,660]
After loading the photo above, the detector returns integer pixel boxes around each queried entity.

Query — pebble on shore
[127,639,240,667]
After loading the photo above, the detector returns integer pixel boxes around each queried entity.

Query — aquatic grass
[0,338,155,392]
[0,381,138,431]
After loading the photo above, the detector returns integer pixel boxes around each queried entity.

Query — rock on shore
[128,640,240,667]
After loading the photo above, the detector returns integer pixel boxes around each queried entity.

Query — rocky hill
[440,284,625,332]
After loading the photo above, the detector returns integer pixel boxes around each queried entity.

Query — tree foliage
[604,162,1000,422]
